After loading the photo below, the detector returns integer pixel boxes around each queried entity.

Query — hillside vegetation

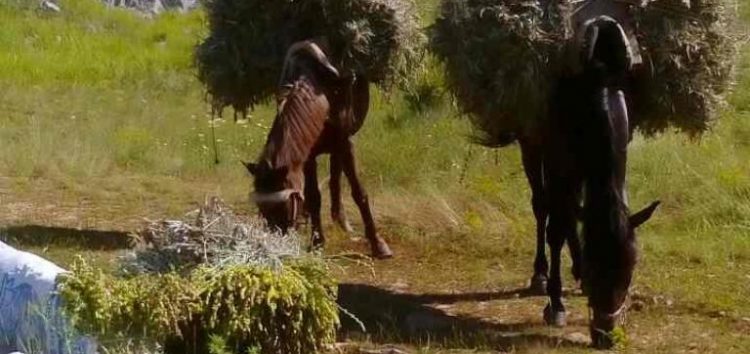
[0,0,748,353]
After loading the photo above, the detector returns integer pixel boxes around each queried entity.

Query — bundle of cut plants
[630,0,738,135]
[57,198,339,354]
[430,0,568,146]
[195,0,424,118]
[430,0,738,146]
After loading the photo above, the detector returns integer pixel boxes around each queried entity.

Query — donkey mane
[582,101,629,248]
[261,77,329,169]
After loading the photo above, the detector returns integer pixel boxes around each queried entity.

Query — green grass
[0,0,204,87]
[0,0,748,353]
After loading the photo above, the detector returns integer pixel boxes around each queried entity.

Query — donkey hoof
[529,274,548,296]
[543,304,566,327]
[308,237,325,253]
[371,240,393,259]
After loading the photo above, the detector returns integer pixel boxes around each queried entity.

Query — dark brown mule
[509,16,659,348]
[243,40,392,259]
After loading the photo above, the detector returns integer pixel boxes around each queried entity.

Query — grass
[0,0,748,353]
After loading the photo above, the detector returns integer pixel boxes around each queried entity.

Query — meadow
[0,0,748,352]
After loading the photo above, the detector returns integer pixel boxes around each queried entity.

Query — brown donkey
[243,40,392,259]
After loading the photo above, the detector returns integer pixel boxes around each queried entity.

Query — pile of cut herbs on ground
[57,197,340,354]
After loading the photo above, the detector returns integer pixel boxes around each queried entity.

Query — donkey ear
[629,201,661,229]
[242,161,258,176]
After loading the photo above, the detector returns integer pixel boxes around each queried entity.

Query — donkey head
[243,160,304,232]
[587,201,660,348]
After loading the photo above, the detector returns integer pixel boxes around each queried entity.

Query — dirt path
[327,234,749,353]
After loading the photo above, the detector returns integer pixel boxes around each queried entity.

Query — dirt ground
[0,178,748,354]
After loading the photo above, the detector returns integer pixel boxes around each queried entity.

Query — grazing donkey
[244,40,393,259]
[515,15,659,348]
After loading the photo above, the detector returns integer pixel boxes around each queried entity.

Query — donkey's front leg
[330,153,354,233]
[543,183,578,327]
[340,139,393,259]
[304,158,324,249]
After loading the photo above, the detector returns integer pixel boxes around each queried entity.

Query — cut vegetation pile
[57,198,338,354]
[119,197,301,274]
[431,0,738,146]
[195,0,425,118]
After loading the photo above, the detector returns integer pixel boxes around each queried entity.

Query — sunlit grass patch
[0,0,204,88]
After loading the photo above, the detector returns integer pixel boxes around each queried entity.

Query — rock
[40,0,61,12]
[100,0,198,15]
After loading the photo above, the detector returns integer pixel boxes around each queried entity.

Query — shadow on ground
[338,283,588,351]
[0,224,131,250]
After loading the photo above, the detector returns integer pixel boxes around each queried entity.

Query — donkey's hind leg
[521,139,548,295]
[330,153,355,233]
[304,158,325,250]
[341,139,393,259]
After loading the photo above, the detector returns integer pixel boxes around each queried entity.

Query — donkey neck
[582,85,630,247]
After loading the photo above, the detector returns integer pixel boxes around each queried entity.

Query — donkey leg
[567,223,583,286]
[304,158,325,250]
[341,139,393,259]
[330,153,354,233]
[543,183,577,327]
[521,139,548,295]
[544,219,567,327]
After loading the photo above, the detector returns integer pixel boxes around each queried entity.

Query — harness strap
[589,299,628,323]
[251,189,305,204]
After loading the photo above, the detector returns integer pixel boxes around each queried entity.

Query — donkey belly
[309,123,345,157]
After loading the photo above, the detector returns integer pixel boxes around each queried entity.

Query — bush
[58,258,339,354]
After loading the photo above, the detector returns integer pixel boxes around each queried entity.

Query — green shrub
[57,257,339,354]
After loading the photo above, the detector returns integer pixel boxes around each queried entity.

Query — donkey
[243,40,393,259]
[515,16,659,348]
